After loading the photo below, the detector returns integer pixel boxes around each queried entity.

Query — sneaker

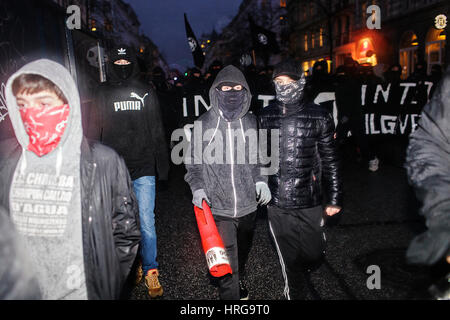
[368,157,379,172]
[135,262,143,285]
[145,269,164,298]
[239,281,249,300]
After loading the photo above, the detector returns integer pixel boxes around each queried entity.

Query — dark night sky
[124,0,243,71]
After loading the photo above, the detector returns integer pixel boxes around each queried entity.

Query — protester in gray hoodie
[0,59,140,300]
[184,65,271,299]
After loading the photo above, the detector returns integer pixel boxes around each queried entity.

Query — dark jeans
[213,211,257,300]
[267,205,326,300]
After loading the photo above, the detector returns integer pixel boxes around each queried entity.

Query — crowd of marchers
[0,44,448,300]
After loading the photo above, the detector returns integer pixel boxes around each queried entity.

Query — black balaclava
[110,45,135,81]
[216,81,246,121]
[385,64,402,83]
[274,74,306,105]
[312,60,328,79]
[113,63,134,80]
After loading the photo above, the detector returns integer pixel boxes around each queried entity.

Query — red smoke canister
[194,200,232,277]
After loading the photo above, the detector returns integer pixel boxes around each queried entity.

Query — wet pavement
[129,152,436,300]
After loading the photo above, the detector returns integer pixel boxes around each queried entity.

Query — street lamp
[89,18,97,32]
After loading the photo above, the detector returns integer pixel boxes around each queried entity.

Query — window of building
[303,61,309,76]
[104,19,113,32]
[426,28,446,73]
[312,33,315,49]
[361,2,367,25]
[357,38,377,66]
[399,31,419,79]
[336,18,342,46]
[304,34,308,51]
[343,16,350,44]
[320,28,324,47]
[280,0,287,8]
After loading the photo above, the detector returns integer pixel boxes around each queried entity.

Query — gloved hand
[256,182,271,205]
[192,189,210,208]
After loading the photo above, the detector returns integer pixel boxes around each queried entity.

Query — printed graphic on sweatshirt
[113,92,149,112]
[10,171,74,237]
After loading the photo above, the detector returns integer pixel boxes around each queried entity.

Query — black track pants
[213,211,257,300]
[267,205,326,300]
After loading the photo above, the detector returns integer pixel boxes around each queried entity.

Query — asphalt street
[129,148,436,300]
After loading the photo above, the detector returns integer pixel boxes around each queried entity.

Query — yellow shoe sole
[148,287,163,298]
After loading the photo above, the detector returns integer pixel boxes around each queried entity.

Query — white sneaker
[369,157,379,172]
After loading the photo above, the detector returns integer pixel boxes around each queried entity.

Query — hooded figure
[305,60,334,108]
[384,63,402,83]
[88,45,169,181]
[184,65,270,300]
[108,44,139,82]
[186,65,268,217]
[89,44,169,298]
[0,59,140,299]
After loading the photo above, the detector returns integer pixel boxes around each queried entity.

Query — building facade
[288,0,448,78]
[52,0,169,73]
[203,0,289,69]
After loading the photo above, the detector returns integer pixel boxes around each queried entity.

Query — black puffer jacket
[0,138,141,300]
[259,100,342,209]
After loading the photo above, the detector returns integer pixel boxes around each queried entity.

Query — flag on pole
[184,13,205,68]
[248,15,280,54]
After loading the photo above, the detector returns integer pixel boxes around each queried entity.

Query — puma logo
[130,92,148,107]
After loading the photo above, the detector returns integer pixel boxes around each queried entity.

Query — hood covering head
[384,63,402,82]
[5,59,83,155]
[312,60,328,77]
[209,65,252,122]
[108,44,139,82]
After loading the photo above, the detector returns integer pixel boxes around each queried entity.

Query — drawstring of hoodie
[239,118,246,144]
[208,116,245,146]
[207,116,246,146]
[20,148,27,176]
[207,116,221,147]
[56,147,63,177]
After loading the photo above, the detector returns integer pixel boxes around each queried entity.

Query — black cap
[272,59,302,80]
[109,44,136,64]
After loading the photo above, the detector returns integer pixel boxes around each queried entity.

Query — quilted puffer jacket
[259,100,342,209]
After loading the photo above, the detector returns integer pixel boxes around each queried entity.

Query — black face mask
[113,63,134,80]
[216,87,246,121]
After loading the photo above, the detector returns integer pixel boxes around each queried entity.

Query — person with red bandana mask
[0,59,141,300]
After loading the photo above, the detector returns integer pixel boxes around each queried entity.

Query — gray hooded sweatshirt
[5,59,87,299]
[185,65,267,218]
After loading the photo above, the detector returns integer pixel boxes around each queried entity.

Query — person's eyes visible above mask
[274,76,296,85]
[16,92,64,109]
[220,85,243,92]
[114,59,131,65]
